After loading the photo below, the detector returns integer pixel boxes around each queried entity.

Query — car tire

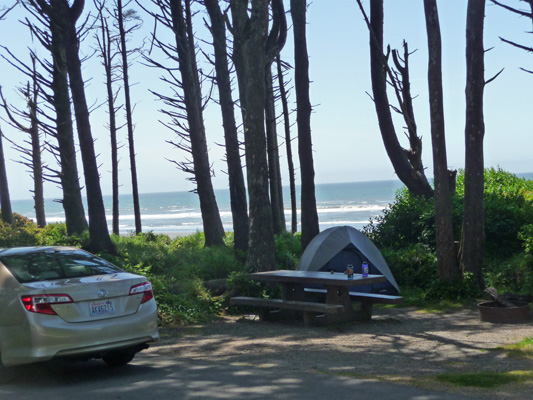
[102,349,136,367]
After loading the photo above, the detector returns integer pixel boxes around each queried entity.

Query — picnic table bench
[230,270,391,326]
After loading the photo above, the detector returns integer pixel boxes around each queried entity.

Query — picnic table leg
[358,298,374,321]
[324,286,357,324]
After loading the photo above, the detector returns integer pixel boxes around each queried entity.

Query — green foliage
[364,187,437,250]
[0,213,40,248]
[423,272,482,302]
[381,244,438,289]
[365,168,533,299]
[275,231,302,269]
[37,223,91,247]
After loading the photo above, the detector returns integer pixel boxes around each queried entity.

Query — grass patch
[496,337,533,359]
[436,370,533,388]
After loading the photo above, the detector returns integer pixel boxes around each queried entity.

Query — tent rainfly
[298,226,400,295]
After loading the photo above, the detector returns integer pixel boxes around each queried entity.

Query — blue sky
[1,0,532,201]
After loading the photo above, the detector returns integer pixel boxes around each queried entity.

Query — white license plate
[90,300,115,316]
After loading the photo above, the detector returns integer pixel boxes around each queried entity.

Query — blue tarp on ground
[298,226,400,295]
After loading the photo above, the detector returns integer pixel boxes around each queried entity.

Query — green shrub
[37,223,90,248]
[364,187,433,250]
[381,244,438,289]
[275,232,302,269]
[0,214,40,247]
[423,272,482,302]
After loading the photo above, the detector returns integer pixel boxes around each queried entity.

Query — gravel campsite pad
[150,306,533,399]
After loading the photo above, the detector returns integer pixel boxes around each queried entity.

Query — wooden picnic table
[230,270,387,326]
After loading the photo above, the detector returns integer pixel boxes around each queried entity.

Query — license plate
[90,300,115,316]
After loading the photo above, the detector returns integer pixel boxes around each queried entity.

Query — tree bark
[0,126,13,225]
[204,0,249,254]
[368,0,434,200]
[117,0,142,235]
[230,0,277,271]
[291,0,319,249]
[460,0,486,289]
[276,56,298,234]
[48,5,89,236]
[423,0,459,281]
[265,65,286,235]
[48,0,114,253]
[169,0,225,247]
[97,7,120,236]
[27,67,46,228]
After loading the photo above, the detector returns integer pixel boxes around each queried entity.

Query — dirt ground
[149,306,533,399]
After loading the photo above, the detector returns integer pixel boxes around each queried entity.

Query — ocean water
[10,180,405,235]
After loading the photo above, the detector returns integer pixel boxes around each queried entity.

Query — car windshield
[0,249,123,283]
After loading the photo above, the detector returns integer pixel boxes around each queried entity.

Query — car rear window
[0,250,123,283]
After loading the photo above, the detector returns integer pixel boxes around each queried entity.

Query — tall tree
[16,5,88,235]
[276,56,297,234]
[423,0,459,281]
[291,0,319,249]
[358,0,434,200]
[203,0,249,255]
[230,0,286,270]
[460,0,487,288]
[265,50,286,236]
[143,0,225,247]
[0,62,46,228]
[95,0,121,235]
[28,0,114,254]
[117,0,142,235]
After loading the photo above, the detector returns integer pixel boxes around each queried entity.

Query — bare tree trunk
[424,0,459,281]
[0,126,13,225]
[265,65,286,235]
[169,0,225,247]
[366,0,434,200]
[204,0,249,254]
[27,67,46,228]
[276,56,297,234]
[117,0,142,235]
[291,0,319,249]
[45,0,114,253]
[96,6,120,236]
[0,57,46,228]
[48,10,88,235]
[230,0,278,271]
[460,0,486,289]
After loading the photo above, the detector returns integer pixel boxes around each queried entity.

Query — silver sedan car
[0,246,159,367]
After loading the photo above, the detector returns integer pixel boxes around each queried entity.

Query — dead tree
[141,0,225,247]
[265,61,286,235]
[276,57,297,234]
[291,0,319,249]
[460,0,487,289]
[0,60,46,228]
[95,0,122,236]
[423,0,459,281]
[8,9,89,235]
[203,0,249,254]
[357,0,434,200]
[116,0,142,235]
[229,0,286,271]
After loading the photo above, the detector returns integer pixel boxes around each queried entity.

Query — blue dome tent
[298,226,400,295]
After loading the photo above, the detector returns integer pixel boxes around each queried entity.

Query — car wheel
[102,349,136,367]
